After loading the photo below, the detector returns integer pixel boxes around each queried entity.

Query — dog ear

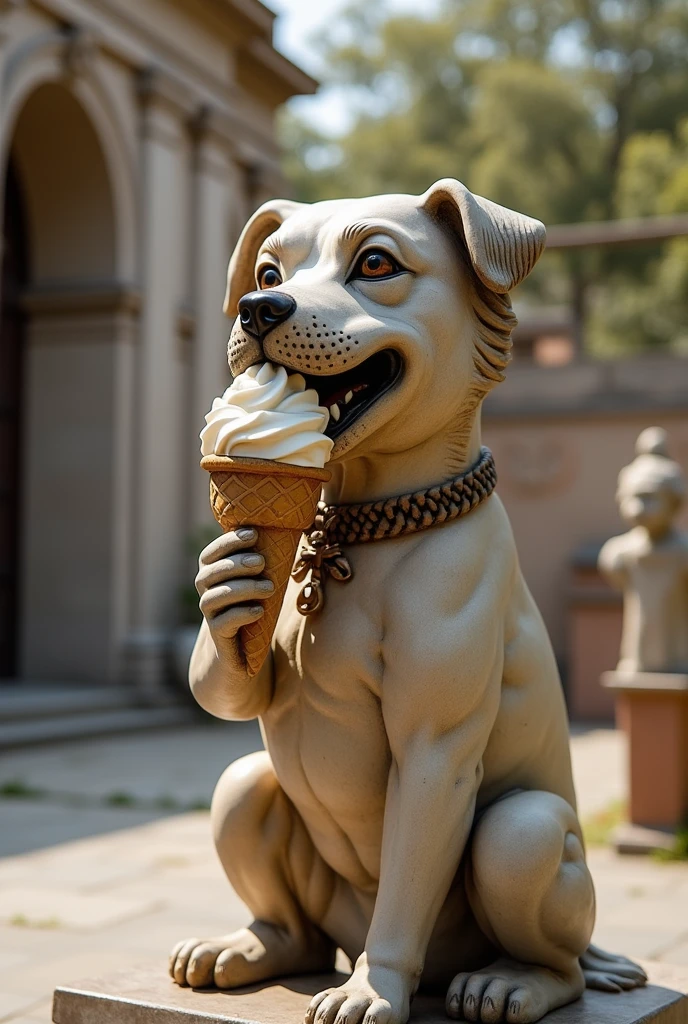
[224,199,304,316]
[420,179,546,293]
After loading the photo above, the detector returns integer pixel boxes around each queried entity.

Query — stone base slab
[602,671,688,693]
[53,964,688,1024]
[614,822,678,856]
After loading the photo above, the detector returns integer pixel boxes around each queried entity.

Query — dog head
[224,180,545,464]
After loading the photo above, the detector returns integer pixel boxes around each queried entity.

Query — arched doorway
[0,160,28,679]
[3,80,129,684]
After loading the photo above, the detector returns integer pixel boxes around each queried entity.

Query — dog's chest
[263,547,392,826]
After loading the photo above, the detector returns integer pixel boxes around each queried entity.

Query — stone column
[187,107,236,533]
[123,69,192,699]
[246,159,285,211]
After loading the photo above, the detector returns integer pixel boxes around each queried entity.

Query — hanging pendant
[292,504,354,616]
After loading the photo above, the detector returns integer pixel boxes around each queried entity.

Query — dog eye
[257,266,282,289]
[354,250,402,280]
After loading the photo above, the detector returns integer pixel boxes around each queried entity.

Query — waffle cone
[201,455,331,676]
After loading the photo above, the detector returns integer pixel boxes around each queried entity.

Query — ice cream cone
[201,455,331,676]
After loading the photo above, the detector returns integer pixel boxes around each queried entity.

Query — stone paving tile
[3,1017,50,1024]
[0,949,140,1021]
[570,726,627,819]
[0,722,261,805]
[662,939,688,966]
[3,1015,52,1024]
[599,896,685,934]
[0,840,154,891]
[0,950,33,973]
[587,925,686,960]
[0,993,45,1024]
[0,801,173,858]
[0,886,160,930]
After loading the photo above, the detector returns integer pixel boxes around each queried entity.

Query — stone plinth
[603,671,688,832]
[53,965,688,1024]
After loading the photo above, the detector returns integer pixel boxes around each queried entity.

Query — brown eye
[355,250,401,280]
[258,266,282,289]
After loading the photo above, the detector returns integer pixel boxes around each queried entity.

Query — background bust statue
[599,427,688,674]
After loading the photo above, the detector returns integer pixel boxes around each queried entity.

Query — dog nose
[237,291,296,341]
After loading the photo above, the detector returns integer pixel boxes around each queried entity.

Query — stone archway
[3,80,135,684]
[9,81,117,281]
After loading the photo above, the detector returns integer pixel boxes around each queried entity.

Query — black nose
[237,291,296,341]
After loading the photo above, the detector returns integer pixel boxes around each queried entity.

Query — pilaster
[124,68,191,695]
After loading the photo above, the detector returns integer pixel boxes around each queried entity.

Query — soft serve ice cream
[200,362,333,675]
[200,362,333,469]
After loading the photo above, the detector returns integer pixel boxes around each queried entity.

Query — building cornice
[244,35,317,102]
[22,281,142,317]
[210,0,275,36]
[28,0,317,147]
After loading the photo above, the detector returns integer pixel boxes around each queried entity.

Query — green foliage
[653,826,688,862]
[281,0,688,353]
[105,791,136,807]
[588,123,688,355]
[468,60,600,225]
[582,799,627,846]
[0,778,45,800]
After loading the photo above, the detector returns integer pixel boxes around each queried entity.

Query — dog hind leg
[447,790,597,1024]
[170,751,336,989]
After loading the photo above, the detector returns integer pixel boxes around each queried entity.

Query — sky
[267,0,442,134]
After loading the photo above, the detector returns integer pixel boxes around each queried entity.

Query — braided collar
[292,447,497,615]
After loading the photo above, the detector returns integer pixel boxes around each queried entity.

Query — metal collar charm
[292,448,497,616]
[292,506,353,615]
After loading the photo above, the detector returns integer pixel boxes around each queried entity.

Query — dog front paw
[305,956,413,1024]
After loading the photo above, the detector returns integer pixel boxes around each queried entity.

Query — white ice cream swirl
[200,362,333,469]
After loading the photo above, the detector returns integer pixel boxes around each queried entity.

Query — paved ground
[0,722,686,1024]
[0,720,262,857]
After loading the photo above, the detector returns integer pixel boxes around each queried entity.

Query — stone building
[0,0,314,702]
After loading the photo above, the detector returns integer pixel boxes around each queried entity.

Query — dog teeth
[330,404,341,422]
[344,391,353,405]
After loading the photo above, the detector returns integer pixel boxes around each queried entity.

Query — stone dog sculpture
[170,181,646,1024]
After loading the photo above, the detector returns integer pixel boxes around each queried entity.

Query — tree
[588,122,688,354]
[279,0,688,352]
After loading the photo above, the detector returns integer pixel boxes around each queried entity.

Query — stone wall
[483,355,688,714]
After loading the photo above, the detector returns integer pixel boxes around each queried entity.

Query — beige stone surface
[52,966,688,1024]
[0,727,685,1024]
[0,885,159,931]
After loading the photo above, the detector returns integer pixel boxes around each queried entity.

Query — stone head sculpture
[600,427,688,674]
[616,427,686,539]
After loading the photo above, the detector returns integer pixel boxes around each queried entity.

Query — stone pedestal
[53,965,688,1024]
[603,671,688,837]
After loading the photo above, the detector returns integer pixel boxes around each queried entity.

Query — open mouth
[302,349,403,440]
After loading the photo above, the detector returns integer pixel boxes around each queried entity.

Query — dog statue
[170,181,646,1024]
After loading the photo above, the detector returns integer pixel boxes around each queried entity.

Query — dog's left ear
[224,198,304,316]
[420,179,546,293]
